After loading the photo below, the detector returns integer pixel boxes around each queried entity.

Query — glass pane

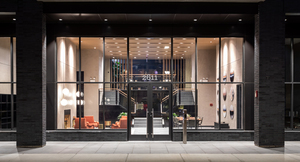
[104,83,128,130]
[220,83,243,129]
[285,84,291,129]
[173,38,195,82]
[79,83,102,129]
[197,38,219,82]
[105,37,127,82]
[57,37,79,82]
[197,84,218,129]
[13,83,16,128]
[0,37,11,82]
[293,85,300,129]
[0,84,12,129]
[130,84,147,134]
[13,37,16,83]
[221,38,243,83]
[152,84,170,135]
[285,38,292,82]
[294,38,300,82]
[172,83,196,129]
[57,83,77,129]
[129,37,171,82]
[81,38,104,82]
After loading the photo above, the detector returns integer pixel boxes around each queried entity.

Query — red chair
[85,116,99,127]
[74,118,94,129]
[111,116,127,129]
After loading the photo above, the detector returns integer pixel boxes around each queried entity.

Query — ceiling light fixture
[104,18,108,21]
[109,51,112,52]
[111,54,113,55]
[158,57,160,58]
[147,38,151,40]
[177,46,180,48]
[194,18,197,22]
[120,54,122,55]
[183,38,186,40]
[156,54,158,55]
[115,42,118,44]
[138,54,141,55]
[113,38,116,40]
[94,47,96,49]
[285,19,287,22]
[113,57,115,58]
[117,46,120,48]
[118,51,121,52]
[159,38,163,40]
[137,46,139,48]
[239,19,242,22]
[181,57,183,58]
[135,38,139,40]
[149,18,152,22]
[164,46,169,49]
[159,42,161,44]
[13,18,16,21]
[180,42,183,44]
[59,19,63,21]
[157,46,160,48]
[147,42,150,44]
[184,51,187,52]
[134,57,136,59]
[210,41,212,43]
[188,46,190,48]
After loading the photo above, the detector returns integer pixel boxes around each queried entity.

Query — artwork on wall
[230,70,234,82]
[230,105,234,119]
[223,74,227,82]
[230,87,235,102]
[223,105,227,118]
[223,88,227,101]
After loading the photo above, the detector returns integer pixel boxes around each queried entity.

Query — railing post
[183,109,187,144]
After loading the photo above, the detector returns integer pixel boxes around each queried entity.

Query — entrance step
[133,117,163,127]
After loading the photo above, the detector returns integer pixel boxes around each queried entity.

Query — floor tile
[127,154,183,162]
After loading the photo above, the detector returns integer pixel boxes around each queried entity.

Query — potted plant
[117,112,127,120]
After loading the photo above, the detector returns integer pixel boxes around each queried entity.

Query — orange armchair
[74,118,94,129]
[111,116,127,129]
[85,116,99,127]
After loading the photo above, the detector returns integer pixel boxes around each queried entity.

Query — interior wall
[197,48,217,126]
[57,38,77,129]
[81,49,103,122]
[0,37,11,94]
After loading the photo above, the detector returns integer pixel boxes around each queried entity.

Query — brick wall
[254,0,285,147]
[16,0,46,147]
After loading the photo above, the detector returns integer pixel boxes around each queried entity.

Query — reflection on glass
[81,38,104,83]
[197,84,217,129]
[13,37,16,83]
[285,84,291,129]
[173,38,195,82]
[220,84,243,129]
[285,38,291,82]
[57,37,79,82]
[105,37,127,83]
[0,84,12,129]
[294,39,300,82]
[57,83,77,129]
[102,83,128,130]
[129,37,172,82]
[172,84,196,129]
[0,37,11,82]
[220,38,243,83]
[197,38,219,82]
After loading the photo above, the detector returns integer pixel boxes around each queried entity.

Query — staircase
[178,91,195,105]
[105,91,117,105]
[133,117,163,128]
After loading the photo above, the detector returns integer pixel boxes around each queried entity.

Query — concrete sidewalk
[0,141,300,161]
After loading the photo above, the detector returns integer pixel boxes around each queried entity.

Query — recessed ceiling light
[120,54,122,55]
[59,19,63,21]
[158,42,161,44]
[137,42,139,44]
[214,38,216,40]
[182,54,184,55]
[146,51,148,52]
[147,46,149,48]
[164,46,169,49]
[180,42,183,44]
[183,38,186,40]
[130,54,132,55]
[109,51,112,52]
[165,51,168,52]
[157,46,160,48]
[124,38,127,40]
[94,47,96,49]
[157,51,159,52]
[158,57,160,58]
[181,57,183,58]
[184,51,187,52]
[113,38,116,40]
[147,42,150,44]
[81,41,83,42]
[111,54,113,55]
[13,18,16,21]
[177,46,180,48]
[188,46,190,48]
[138,54,141,55]
[239,19,242,22]
[135,38,139,40]
[138,51,140,52]
[137,46,139,48]
[118,51,121,52]
[134,57,136,59]
[149,18,152,22]
[285,19,287,21]
[115,42,118,44]
[194,18,197,22]
[117,46,120,48]
[156,54,158,55]
[113,57,115,58]
[175,51,178,52]
[210,41,212,43]
[159,38,163,40]
[191,42,194,44]
[164,54,166,55]
[174,54,176,55]
[147,38,151,40]
[104,18,108,21]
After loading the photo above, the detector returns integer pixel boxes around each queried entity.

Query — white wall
[57,38,77,129]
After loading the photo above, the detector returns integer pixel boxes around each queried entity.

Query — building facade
[0,0,300,147]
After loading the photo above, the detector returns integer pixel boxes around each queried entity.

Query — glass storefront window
[197,38,219,83]
[81,37,104,83]
[220,83,243,129]
[0,37,11,82]
[285,84,291,129]
[293,85,300,129]
[285,38,292,82]
[129,37,171,82]
[105,37,127,83]
[173,38,195,83]
[220,38,243,83]
[57,37,79,82]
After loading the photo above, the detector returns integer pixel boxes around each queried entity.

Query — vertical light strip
[170,37,173,133]
[10,37,14,129]
[195,37,198,130]
[291,38,294,129]
[242,38,246,129]
[103,37,106,130]
[218,37,221,130]
[78,37,82,130]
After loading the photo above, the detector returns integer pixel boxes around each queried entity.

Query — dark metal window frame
[55,36,245,131]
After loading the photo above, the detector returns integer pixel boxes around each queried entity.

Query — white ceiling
[38,0,264,2]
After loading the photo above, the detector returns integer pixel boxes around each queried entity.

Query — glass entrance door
[128,83,172,140]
